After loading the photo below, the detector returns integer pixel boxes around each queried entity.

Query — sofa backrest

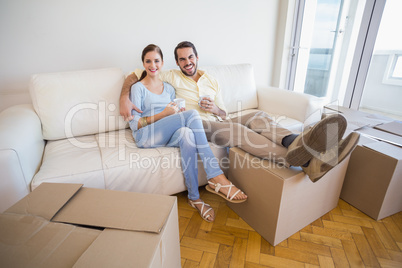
[29,64,258,140]
[202,64,258,114]
[30,68,127,140]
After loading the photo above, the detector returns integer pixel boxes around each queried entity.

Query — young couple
[122,41,360,222]
[127,44,247,223]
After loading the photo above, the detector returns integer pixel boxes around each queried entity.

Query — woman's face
[143,51,163,78]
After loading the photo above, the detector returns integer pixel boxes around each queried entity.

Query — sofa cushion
[31,135,106,189]
[31,129,229,194]
[29,68,127,140]
[203,64,258,114]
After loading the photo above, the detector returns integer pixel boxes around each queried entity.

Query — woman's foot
[188,199,215,222]
[206,174,248,203]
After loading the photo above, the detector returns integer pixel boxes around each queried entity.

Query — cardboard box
[0,183,181,267]
[341,141,402,220]
[227,147,349,246]
[324,105,394,132]
[324,105,402,220]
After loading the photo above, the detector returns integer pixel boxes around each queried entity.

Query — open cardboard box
[0,183,181,267]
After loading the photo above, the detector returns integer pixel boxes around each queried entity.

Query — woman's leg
[167,127,200,200]
[134,113,201,201]
[181,110,224,179]
[134,110,246,202]
[167,126,215,222]
[134,112,218,221]
[181,110,247,201]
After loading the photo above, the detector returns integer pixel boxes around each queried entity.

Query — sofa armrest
[257,86,323,127]
[0,104,45,212]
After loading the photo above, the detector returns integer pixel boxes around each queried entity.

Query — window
[392,55,402,78]
[383,54,402,85]
[383,51,402,86]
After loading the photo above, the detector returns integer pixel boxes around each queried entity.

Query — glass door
[288,0,367,104]
[296,0,343,98]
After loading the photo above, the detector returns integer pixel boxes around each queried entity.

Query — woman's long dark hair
[139,44,164,81]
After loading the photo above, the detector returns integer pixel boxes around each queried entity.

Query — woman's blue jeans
[133,110,223,200]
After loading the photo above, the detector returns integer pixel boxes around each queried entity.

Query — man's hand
[199,97,226,119]
[120,97,141,121]
[120,73,142,121]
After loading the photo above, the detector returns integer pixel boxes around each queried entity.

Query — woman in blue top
[129,44,247,222]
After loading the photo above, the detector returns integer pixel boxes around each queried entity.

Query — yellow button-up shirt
[134,69,227,121]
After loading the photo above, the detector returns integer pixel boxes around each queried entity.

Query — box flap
[358,126,402,147]
[73,229,161,267]
[5,183,83,220]
[374,121,402,137]
[363,141,402,160]
[325,105,393,130]
[52,188,176,233]
[0,213,101,268]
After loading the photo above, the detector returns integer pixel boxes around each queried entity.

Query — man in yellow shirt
[120,41,359,183]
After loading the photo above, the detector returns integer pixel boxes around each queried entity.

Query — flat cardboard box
[0,183,181,267]
[341,141,402,220]
[357,126,402,147]
[374,121,402,137]
[227,147,349,246]
[324,105,393,134]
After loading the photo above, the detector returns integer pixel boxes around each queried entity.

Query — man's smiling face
[176,47,199,78]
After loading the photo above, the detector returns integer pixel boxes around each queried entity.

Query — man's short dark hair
[174,41,198,62]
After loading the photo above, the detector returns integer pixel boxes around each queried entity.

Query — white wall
[0,0,281,112]
[361,54,402,116]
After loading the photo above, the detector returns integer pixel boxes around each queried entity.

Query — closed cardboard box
[341,141,402,220]
[227,147,349,246]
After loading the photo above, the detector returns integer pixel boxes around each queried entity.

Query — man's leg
[230,111,348,166]
[229,110,293,145]
[202,119,288,165]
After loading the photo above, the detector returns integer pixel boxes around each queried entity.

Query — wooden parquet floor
[175,187,402,268]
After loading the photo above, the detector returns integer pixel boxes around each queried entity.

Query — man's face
[176,47,199,78]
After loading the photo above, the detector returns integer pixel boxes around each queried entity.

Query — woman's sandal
[188,199,214,222]
[205,181,247,203]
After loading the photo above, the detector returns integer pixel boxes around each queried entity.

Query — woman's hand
[162,102,179,117]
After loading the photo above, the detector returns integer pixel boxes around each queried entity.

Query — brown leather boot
[286,114,347,167]
[302,132,360,182]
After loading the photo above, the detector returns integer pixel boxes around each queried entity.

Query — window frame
[382,52,402,86]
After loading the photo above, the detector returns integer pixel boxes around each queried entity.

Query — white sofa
[0,64,322,212]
